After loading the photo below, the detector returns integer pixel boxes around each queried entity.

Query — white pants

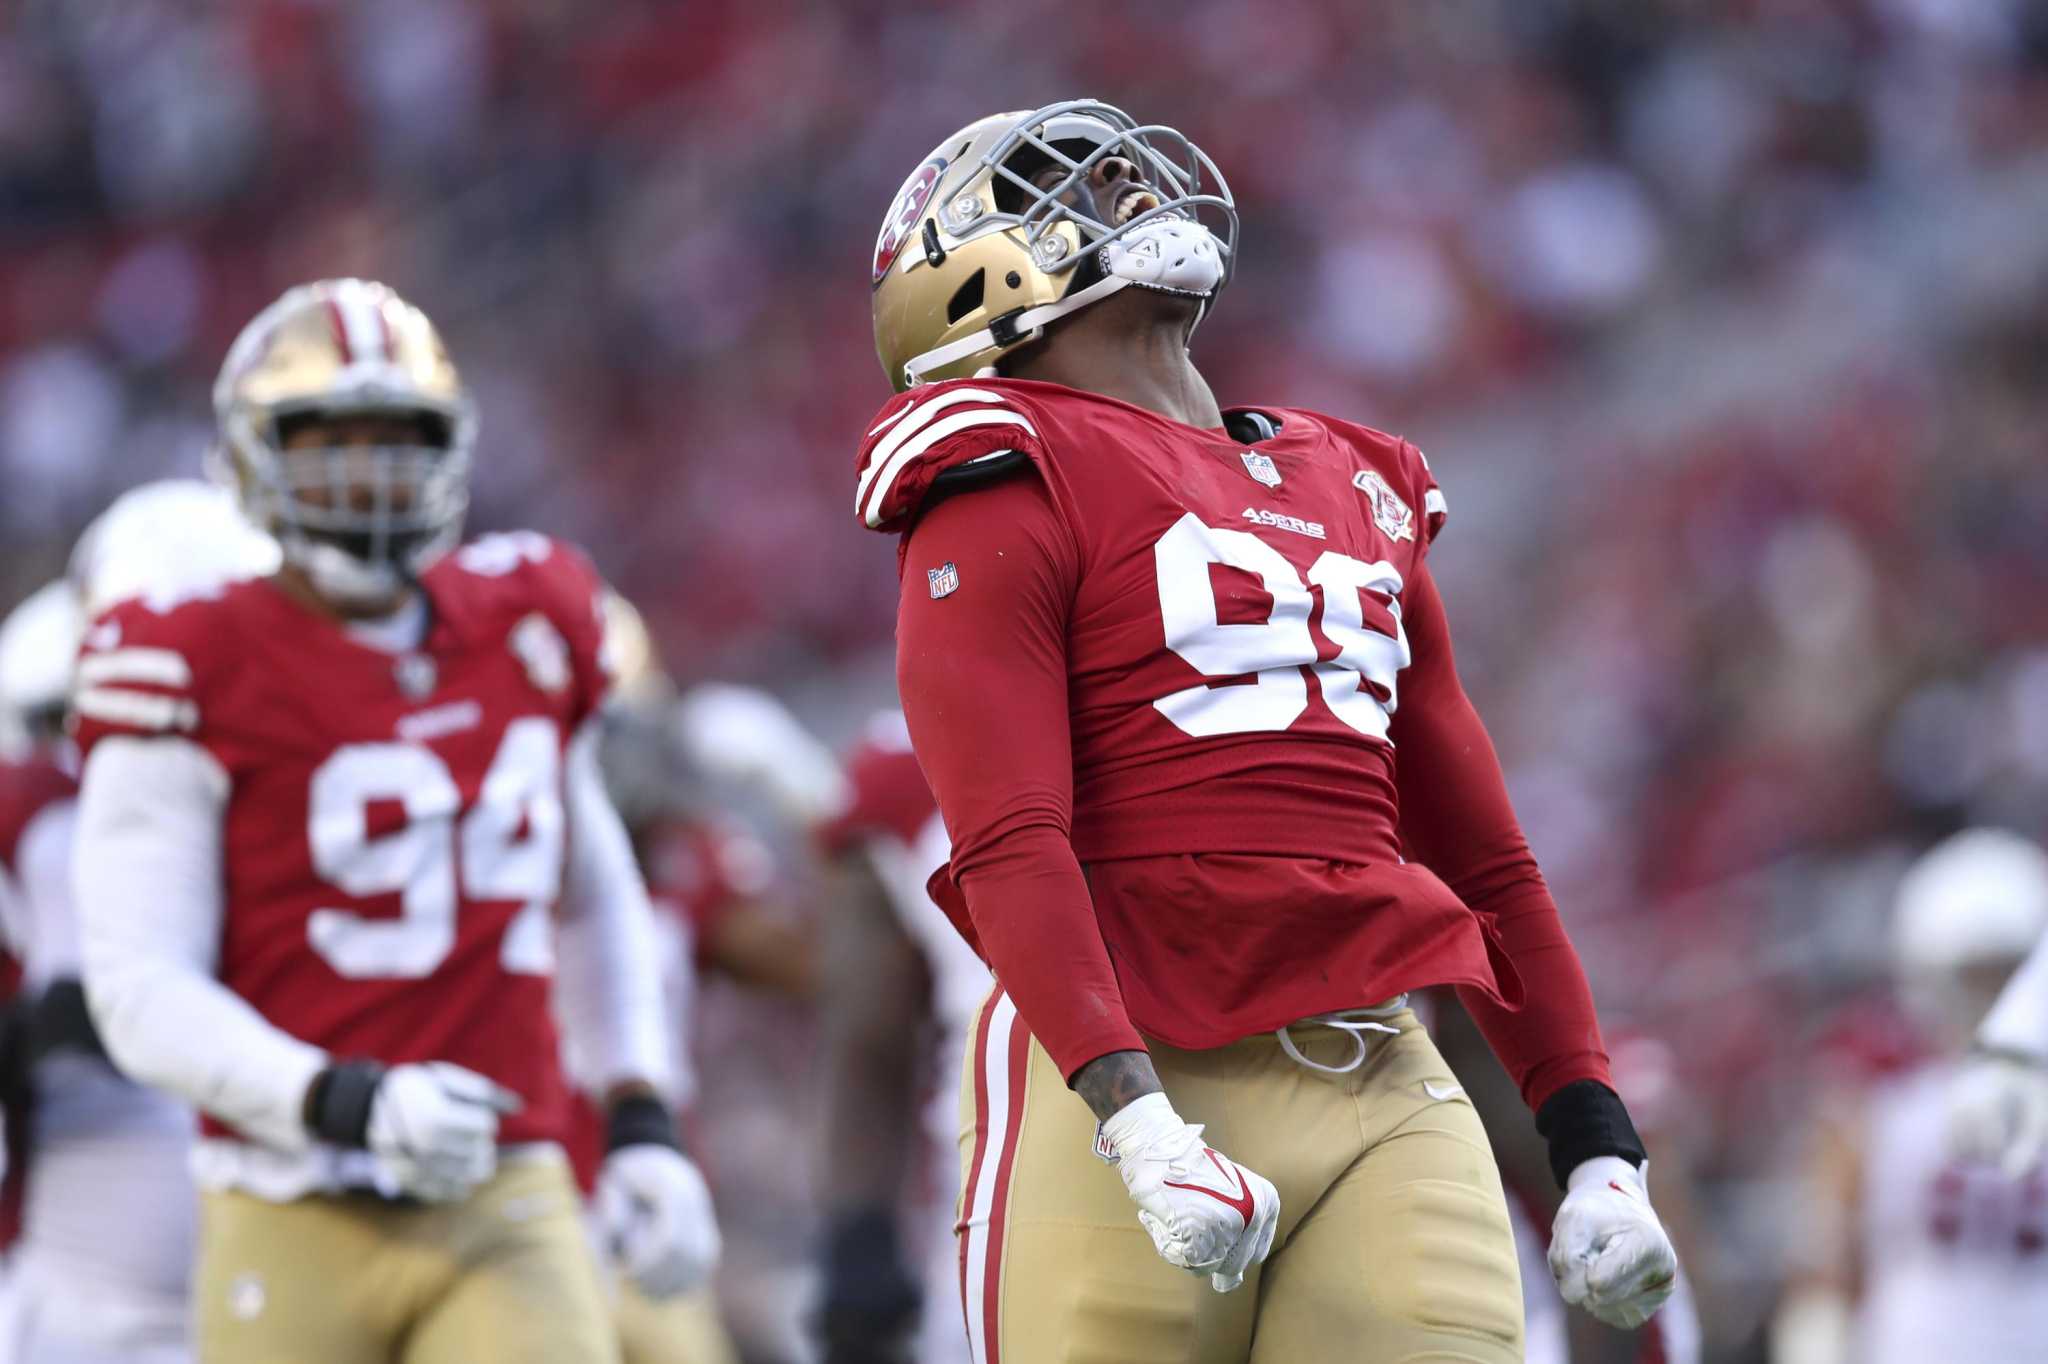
[10,1250,189,1364]
[10,1064,196,1364]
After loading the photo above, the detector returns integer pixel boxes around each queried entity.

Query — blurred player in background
[807,711,981,1364]
[1775,828,2048,1364]
[1949,891,2048,1180]
[0,484,275,1363]
[71,279,716,1363]
[857,100,1677,1362]
[563,594,820,1364]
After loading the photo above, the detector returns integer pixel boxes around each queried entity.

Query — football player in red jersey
[71,279,718,1363]
[857,102,1680,1363]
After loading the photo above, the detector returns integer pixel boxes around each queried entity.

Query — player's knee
[1371,1178,1524,1348]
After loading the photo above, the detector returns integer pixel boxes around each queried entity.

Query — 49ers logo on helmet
[873,156,946,289]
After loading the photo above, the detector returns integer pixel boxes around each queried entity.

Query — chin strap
[902,272,1135,387]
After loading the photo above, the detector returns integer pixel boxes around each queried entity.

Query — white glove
[367,1062,520,1203]
[597,1144,723,1298]
[1549,1156,1678,1329]
[673,684,849,824]
[1949,1052,2048,1179]
[1096,1093,1279,1293]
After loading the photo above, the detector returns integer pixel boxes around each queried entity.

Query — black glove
[817,1206,922,1364]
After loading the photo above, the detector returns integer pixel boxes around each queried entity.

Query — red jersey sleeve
[1390,562,1612,1111]
[855,381,1048,533]
[68,598,214,758]
[816,723,936,857]
[519,535,614,728]
[644,819,775,951]
[895,471,1144,1080]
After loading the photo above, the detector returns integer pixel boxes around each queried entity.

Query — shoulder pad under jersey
[854,381,1046,533]
[445,531,613,721]
[68,591,235,753]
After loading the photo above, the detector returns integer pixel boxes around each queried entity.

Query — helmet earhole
[946,270,987,325]
[1005,271,1022,289]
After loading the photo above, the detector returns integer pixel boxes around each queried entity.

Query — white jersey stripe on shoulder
[73,687,198,733]
[1424,488,1447,517]
[75,648,192,690]
[868,404,915,440]
[855,387,1014,513]
[861,411,1036,529]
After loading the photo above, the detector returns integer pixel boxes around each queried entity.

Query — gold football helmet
[595,589,696,828]
[872,99,1236,391]
[211,278,476,604]
[599,589,675,711]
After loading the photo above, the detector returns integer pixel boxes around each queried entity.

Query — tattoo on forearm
[1073,1049,1163,1122]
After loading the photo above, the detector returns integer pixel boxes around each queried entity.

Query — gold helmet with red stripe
[211,278,476,605]
[872,99,1237,391]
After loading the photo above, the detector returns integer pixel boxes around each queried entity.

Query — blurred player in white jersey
[0,480,282,1363]
[669,691,976,1364]
[1949,879,2048,1179]
[1776,828,2048,1364]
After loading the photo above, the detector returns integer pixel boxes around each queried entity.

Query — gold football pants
[953,989,1524,1364]
[195,1155,618,1364]
[613,1281,738,1364]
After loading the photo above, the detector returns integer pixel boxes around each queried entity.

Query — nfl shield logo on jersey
[1352,469,1416,542]
[928,562,960,599]
[1241,451,1283,488]
[393,653,437,699]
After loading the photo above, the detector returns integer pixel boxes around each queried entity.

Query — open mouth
[1111,187,1161,226]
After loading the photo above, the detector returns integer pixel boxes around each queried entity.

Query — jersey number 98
[1153,513,1410,740]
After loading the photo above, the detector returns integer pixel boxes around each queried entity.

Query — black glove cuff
[305,1059,385,1148]
[26,979,109,1063]
[1535,1079,1647,1190]
[820,1205,920,1323]
[605,1092,679,1153]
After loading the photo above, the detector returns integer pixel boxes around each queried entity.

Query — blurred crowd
[3,0,2047,1358]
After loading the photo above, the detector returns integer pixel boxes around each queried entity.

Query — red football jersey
[71,532,611,1147]
[640,819,775,959]
[865,378,1446,868]
[817,725,938,859]
[860,378,1608,1109]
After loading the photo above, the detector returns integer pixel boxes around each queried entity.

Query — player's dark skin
[1002,152,1226,1122]
[269,412,433,623]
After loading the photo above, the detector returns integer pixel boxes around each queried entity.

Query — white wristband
[1097,1091,1181,1160]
